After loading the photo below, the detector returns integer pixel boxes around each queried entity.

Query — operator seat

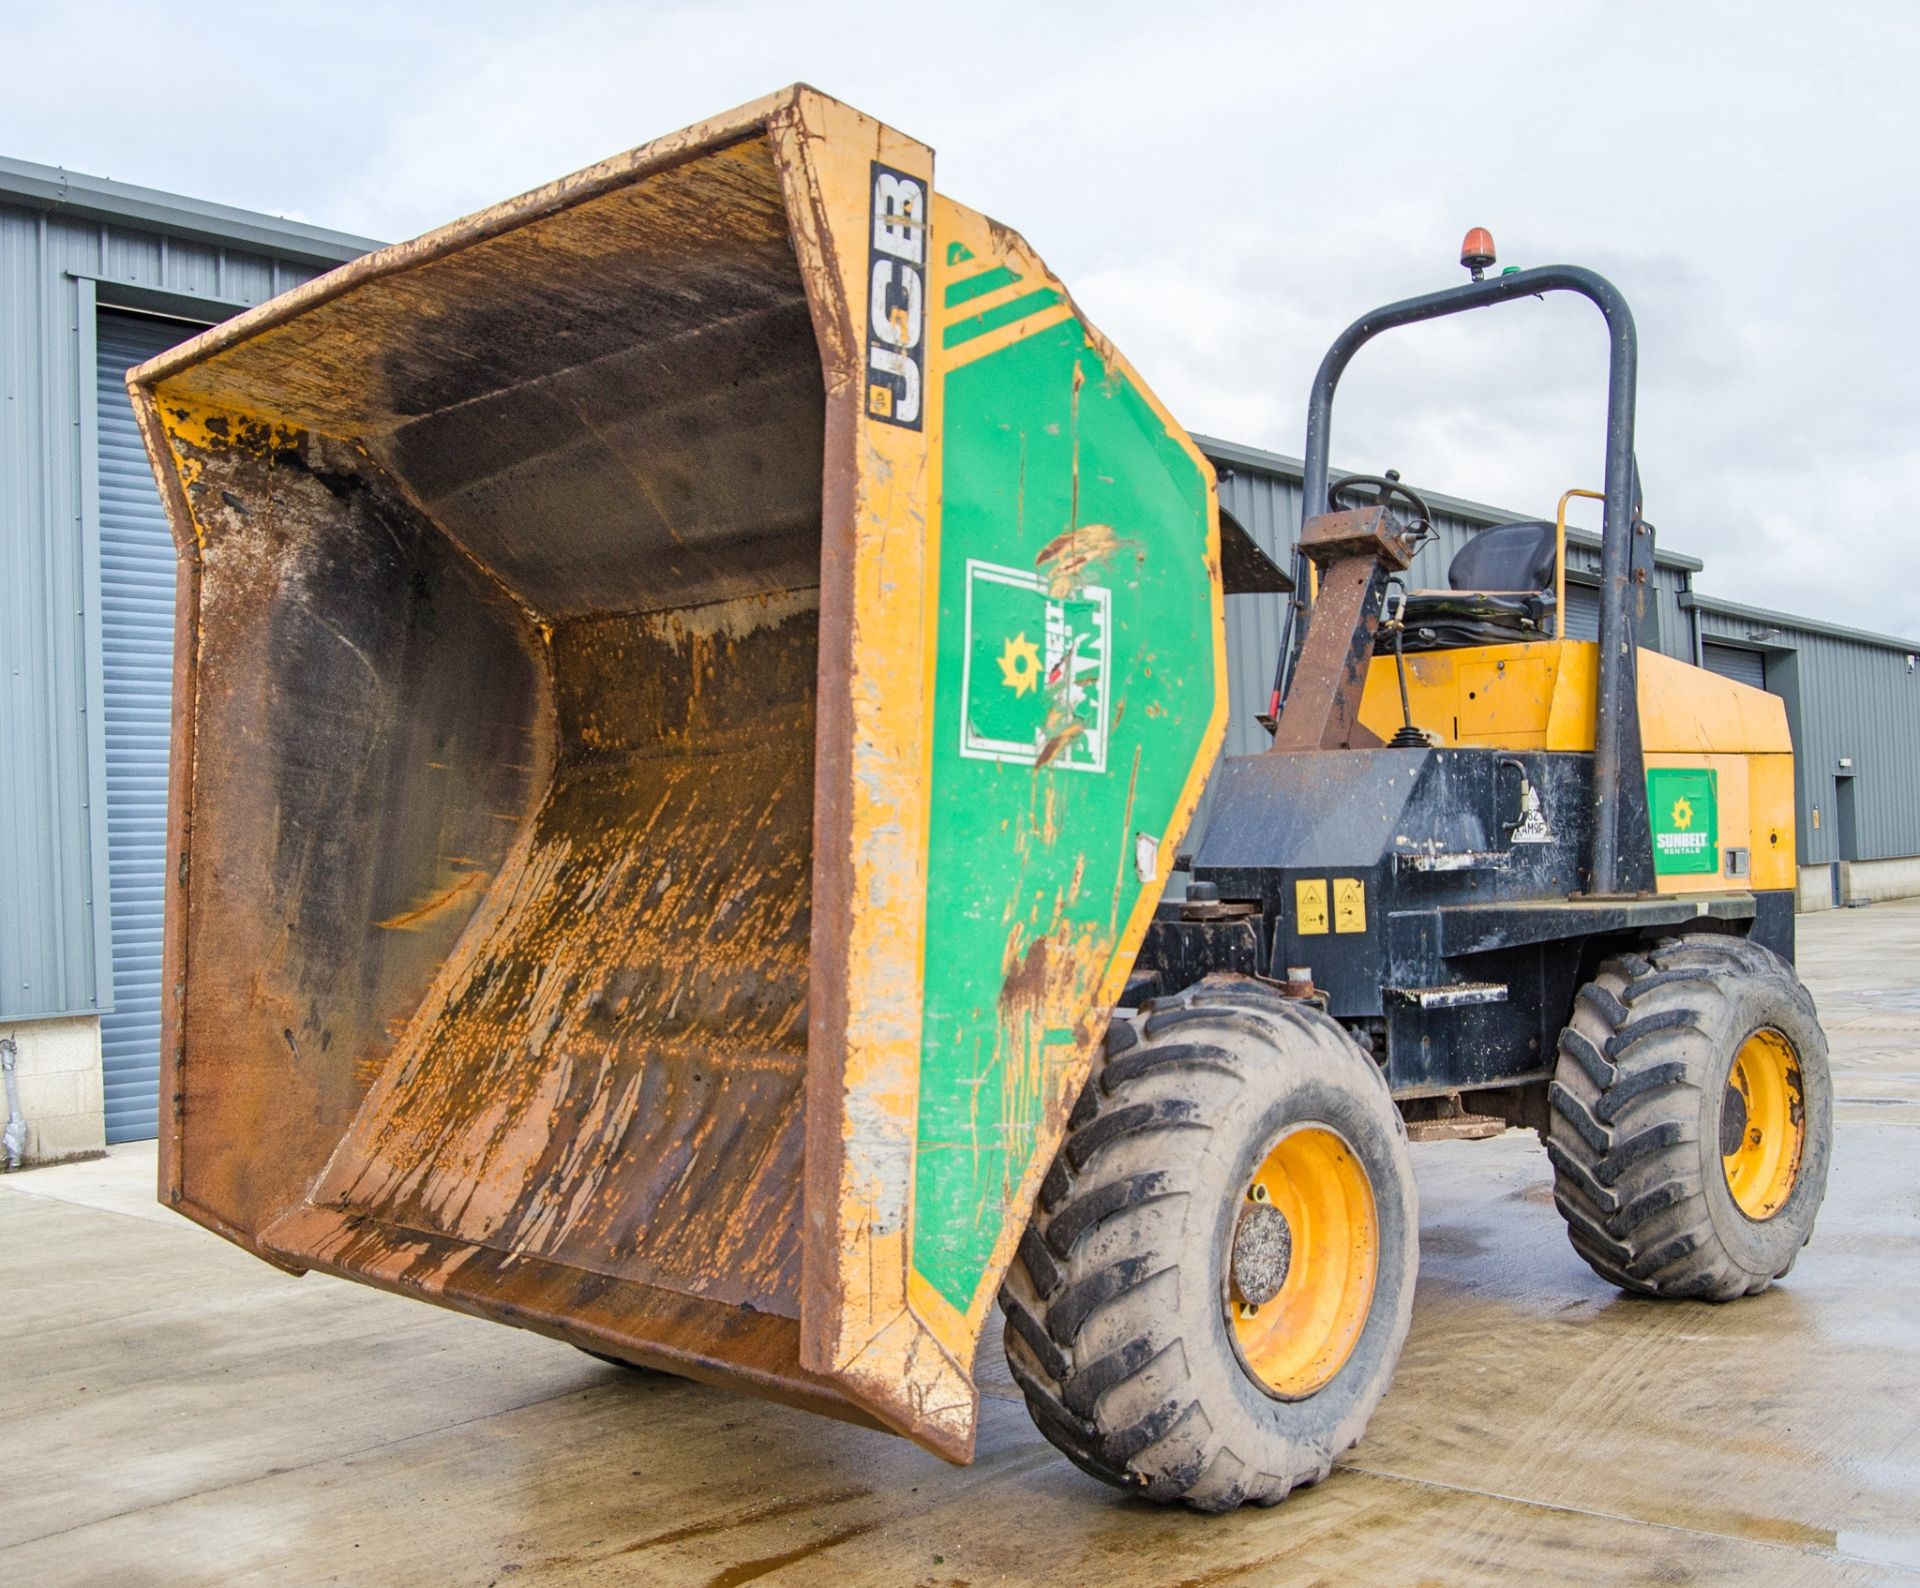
[1395,519,1559,651]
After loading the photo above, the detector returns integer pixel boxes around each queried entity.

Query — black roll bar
[1286,264,1648,896]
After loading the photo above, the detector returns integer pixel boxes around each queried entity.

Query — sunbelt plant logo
[1648,767,1719,876]
[960,558,1110,773]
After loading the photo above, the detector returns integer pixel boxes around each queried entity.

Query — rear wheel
[999,978,1418,1511]
[1547,932,1831,1299]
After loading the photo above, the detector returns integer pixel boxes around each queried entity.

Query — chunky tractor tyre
[999,978,1418,1512]
[1547,932,1831,1300]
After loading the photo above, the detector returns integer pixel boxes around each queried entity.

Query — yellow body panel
[1358,640,1796,894]
[1746,754,1798,890]
[1639,650,1793,756]
[1359,639,1596,751]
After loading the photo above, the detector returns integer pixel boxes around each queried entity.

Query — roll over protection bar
[1288,264,1654,897]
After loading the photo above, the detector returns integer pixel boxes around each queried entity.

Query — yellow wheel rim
[1227,1126,1379,1399]
[1722,1029,1806,1221]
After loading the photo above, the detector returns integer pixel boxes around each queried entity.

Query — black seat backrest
[1447,520,1558,592]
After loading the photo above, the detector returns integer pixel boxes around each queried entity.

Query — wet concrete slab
[4,901,1919,1586]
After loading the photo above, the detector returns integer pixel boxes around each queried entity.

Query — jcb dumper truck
[130,87,1829,1512]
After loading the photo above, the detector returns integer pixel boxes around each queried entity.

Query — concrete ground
[4,904,1918,1587]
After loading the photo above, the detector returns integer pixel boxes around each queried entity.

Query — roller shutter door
[1702,641,1768,690]
[1562,582,1600,641]
[97,310,201,1142]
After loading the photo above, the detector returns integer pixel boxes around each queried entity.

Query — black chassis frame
[1134,745,1794,1099]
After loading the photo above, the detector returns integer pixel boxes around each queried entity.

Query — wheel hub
[1231,1201,1293,1306]
[1227,1125,1380,1399]
[1722,1028,1806,1221]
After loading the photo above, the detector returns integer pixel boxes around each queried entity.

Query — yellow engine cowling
[1358,641,1795,893]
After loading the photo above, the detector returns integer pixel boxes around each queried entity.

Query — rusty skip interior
[146,132,864,1412]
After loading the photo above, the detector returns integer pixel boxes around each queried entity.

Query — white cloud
[6,0,1916,635]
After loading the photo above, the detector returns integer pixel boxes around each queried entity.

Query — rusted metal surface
[152,418,552,1255]
[1217,506,1295,595]
[276,596,821,1313]
[129,87,1227,1464]
[133,105,867,1431]
[1270,507,1414,752]
[1400,1091,1510,1142]
[1296,503,1417,567]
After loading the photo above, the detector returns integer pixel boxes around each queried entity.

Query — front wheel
[1547,932,1832,1300]
[999,978,1418,1511]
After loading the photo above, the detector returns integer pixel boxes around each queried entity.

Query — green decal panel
[911,317,1217,1312]
[944,288,1064,348]
[1649,767,1719,875]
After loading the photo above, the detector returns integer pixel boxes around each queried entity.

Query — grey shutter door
[1702,641,1767,690]
[97,311,199,1142]
[1563,582,1600,641]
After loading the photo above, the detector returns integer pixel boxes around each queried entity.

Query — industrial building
[3,157,1915,1164]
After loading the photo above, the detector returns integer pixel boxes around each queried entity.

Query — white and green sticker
[1648,767,1719,875]
[958,558,1110,773]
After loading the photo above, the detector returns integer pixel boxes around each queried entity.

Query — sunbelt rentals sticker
[1648,767,1719,876]
[959,558,1110,773]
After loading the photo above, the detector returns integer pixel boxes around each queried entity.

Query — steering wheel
[1328,472,1435,544]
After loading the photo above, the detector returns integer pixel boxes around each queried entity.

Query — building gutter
[0,154,379,268]
[1680,592,1920,656]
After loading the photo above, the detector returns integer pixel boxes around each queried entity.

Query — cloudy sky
[9,1,1916,638]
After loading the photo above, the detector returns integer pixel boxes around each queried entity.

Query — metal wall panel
[1,207,100,1021]
[1697,603,1920,865]
[0,184,354,1026]
[96,310,196,1139]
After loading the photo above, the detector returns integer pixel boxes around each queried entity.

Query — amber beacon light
[1460,226,1497,279]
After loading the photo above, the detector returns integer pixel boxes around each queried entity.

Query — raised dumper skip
[129,87,1830,1513]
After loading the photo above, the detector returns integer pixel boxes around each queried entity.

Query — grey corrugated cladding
[0,156,377,1022]
[1690,597,1920,866]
